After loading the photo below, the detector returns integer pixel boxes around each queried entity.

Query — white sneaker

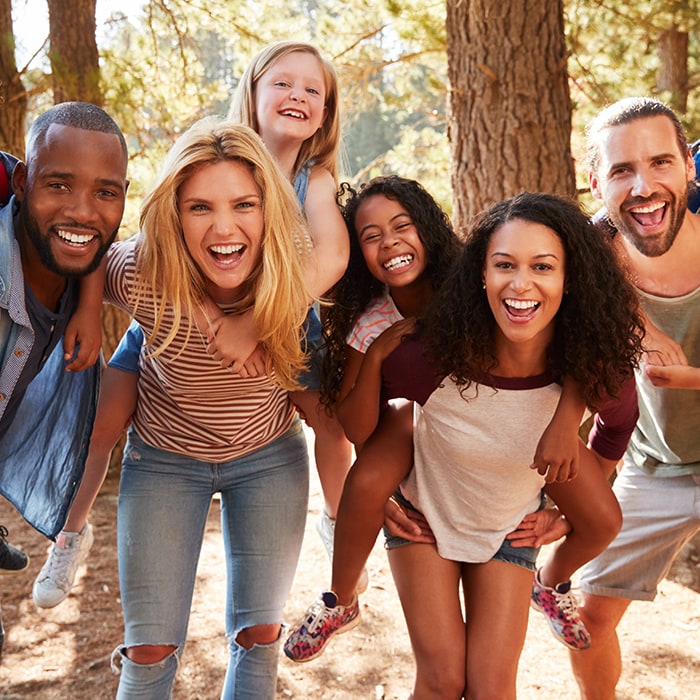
[33,522,94,608]
[315,509,368,595]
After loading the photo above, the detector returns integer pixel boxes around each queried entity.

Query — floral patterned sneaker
[284,591,361,662]
[531,569,591,650]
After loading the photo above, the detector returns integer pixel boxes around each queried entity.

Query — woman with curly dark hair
[378,191,644,699]
[421,194,642,408]
[285,183,604,669]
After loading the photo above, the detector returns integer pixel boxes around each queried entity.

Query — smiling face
[354,194,428,291]
[589,115,695,257]
[484,219,566,363]
[14,123,127,278]
[254,51,328,151]
[178,160,264,304]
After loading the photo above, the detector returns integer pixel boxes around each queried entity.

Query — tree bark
[446,0,575,230]
[657,24,689,115]
[47,0,100,104]
[0,0,27,156]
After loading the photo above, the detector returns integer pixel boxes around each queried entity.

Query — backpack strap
[0,158,10,205]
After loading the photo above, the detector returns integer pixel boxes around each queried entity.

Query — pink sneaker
[284,591,361,662]
[531,569,591,650]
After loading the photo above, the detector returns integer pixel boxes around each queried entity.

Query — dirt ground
[1,427,698,699]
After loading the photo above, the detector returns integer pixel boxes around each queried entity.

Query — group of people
[0,36,698,700]
[283,95,700,700]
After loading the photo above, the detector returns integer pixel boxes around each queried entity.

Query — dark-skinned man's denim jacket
[0,155,99,539]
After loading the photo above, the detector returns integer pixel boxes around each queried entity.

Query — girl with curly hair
[322,175,463,441]
[378,191,643,698]
[284,183,607,667]
[283,176,463,663]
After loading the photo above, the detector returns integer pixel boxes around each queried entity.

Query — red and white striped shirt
[105,239,295,463]
[346,290,403,354]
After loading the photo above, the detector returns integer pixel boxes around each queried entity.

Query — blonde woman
[106,119,329,699]
[33,41,351,609]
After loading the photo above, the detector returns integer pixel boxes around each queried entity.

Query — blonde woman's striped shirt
[104,240,295,463]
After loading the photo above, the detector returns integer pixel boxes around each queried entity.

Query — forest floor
[0,426,698,699]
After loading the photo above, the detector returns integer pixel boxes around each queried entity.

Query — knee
[235,624,281,649]
[590,501,623,548]
[416,662,464,699]
[578,595,625,640]
[125,644,177,665]
[344,461,394,505]
[571,497,622,550]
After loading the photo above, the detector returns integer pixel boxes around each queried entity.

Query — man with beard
[0,102,128,551]
[568,97,700,698]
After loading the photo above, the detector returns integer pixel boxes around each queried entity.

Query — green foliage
[95,0,450,217]
[14,0,700,222]
[566,0,700,193]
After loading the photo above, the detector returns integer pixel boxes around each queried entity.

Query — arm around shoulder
[63,260,105,371]
[303,167,349,297]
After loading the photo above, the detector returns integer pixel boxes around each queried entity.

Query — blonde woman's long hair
[228,40,341,183]
[134,118,313,389]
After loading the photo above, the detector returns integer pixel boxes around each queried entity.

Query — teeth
[630,202,665,214]
[384,254,413,271]
[282,110,305,119]
[210,244,244,254]
[57,229,93,245]
[505,299,538,310]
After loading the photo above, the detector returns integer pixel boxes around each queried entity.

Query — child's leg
[541,440,622,587]
[33,365,138,608]
[462,560,533,700]
[387,543,465,699]
[289,389,352,519]
[530,440,622,650]
[283,403,413,664]
[291,306,353,522]
[331,401,413,605]
[63,366,138,531]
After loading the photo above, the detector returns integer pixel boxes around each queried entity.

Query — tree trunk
[0,0,27,156]
[446,0,575,230]
[657,24,689,115]
[47,0,100,104]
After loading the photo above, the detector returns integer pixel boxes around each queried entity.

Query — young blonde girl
[220,41,353,561]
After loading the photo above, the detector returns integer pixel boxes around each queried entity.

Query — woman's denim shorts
[383,488,541,571]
